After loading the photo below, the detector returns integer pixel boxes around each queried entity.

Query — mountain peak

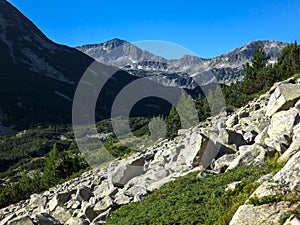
[78,38,129,51]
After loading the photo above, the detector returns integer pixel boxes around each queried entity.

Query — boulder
[29,194,47,209]
[66,217,89,225]
[7,216,34,225]
[266,83,300,117]
[248,151,300,201]
[125,185,147,201]
[239,115,270,134]
[152,169,170,179]
[267,108,299,140]
[52,206,72,223]
[211,154,236,173]
[93,180,116,198]
[226,114,238,128]
[279,123,300,162]
[91,208,111,224]
[229,202,300,225]
[114,191,132,206]
[296,99,300,110]
[93,196,113,213]
[0,213,16,225]
[34,213,61,225]
[47,191,72,212]
[81,204,98,222]
[265,108,299,152]
[243,130,258,144]
[66,200,81,210]
[110,157,146,187]
[75,186,92,202]
[224,128,247,147]
[283,215,300,225]
[178,132,206,166]
[254,127,268,144]
[147,176,176,192]
[226,144,274,171]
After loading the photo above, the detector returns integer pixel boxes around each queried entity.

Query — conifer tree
[166,106,180,139]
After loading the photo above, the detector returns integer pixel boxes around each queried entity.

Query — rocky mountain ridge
[0,0,176,131]
[77,39,288,87]
[1,77,300,224]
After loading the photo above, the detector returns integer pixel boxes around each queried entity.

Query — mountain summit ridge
[77,39,288,87]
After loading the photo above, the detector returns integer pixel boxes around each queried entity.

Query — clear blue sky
[8,0,300,58]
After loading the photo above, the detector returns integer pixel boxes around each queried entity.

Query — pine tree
[148,116,167,141]
[166,106,180,139]
[196,95,210,121]
[176,91,199,129]
[42,144,61,186]
[242,44,270,94]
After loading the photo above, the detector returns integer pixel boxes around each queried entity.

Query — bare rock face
[110,157,146,187]
[229,151,300,225]
[6,216,35,225]
[266,83,300,117]
[283,215,300,225]
[265,108,299,152]
[279,122,300,162]
[229,202,300,225]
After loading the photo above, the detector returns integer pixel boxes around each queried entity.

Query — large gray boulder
[265,108,299,152]
[52,206,72,223]
[65,217,88,225]
[226,144,274,171]
[211,154,236,173]
[110,157,146,187]
[7,216,34,225]
[93,180,116,199]
[251,150,300,200]
[75,186,92,202]
[93,196,113,213]
[279,123,300,162]
[229,202,300,225]
[34,213,61,225]
[230,151,300,225]
[47,191,73,212]
[266,83,300,117]
[29,194,47,209]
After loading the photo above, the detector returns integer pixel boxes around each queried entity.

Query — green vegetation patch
[106,159,283,225]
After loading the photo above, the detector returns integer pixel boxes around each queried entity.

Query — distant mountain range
[77,39,288,88]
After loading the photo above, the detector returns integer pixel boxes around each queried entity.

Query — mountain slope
[78,39,288,87]
[1,77,300,224]
[0,0,174,132]
[0,0,94,130]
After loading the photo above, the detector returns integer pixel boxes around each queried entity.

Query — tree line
[0,144,89,208]
[164,42,300,139]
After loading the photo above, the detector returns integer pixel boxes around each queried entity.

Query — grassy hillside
[106,158,284,225]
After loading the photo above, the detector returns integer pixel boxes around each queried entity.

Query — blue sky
[8,0,300,58]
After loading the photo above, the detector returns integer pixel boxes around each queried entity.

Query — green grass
[106,158,284,225]
[293,73,300,79]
